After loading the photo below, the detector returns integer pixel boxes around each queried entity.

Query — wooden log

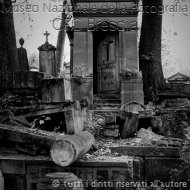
[121,112,139,138]
[50,131,95,166]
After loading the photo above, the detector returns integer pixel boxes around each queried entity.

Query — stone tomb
[0,147,181,190]
[66,0,144,105]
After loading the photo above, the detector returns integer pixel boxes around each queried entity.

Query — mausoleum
[66,0,144,107]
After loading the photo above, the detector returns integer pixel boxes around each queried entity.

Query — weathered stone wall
[122,30,139,71]
[1,153,180,190]
[27,156,143,190]
[73,32,89,76]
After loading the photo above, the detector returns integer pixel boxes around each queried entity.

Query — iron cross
[44,31,50,43]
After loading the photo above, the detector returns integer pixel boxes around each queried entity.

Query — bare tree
[0,0,18,93]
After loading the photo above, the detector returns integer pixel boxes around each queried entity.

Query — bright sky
[13,0,190,77]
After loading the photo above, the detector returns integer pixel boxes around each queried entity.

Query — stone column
[38,31,57,77]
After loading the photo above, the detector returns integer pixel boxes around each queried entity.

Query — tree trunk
[50,131,95,166]
[0,0,18,93]
[139,0,165,103]
[56,11,66,77]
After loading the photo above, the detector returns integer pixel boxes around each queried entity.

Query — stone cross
[44,31,50,43]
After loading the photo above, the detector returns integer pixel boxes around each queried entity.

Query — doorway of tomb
[93,31,119,94]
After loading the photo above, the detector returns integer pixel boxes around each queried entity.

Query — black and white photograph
[0,0,190,189]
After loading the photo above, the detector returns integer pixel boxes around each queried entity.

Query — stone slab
[110,146,180,157]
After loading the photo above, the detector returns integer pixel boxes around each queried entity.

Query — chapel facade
[66,0,144,105]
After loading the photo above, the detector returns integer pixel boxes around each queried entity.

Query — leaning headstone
[17,38,29,71]
[38,31,57,77]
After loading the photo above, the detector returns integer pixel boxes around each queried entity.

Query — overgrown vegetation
[170,128,190,189]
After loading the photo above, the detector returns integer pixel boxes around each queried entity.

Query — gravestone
[38,31,57,77]
[17,38,29,71]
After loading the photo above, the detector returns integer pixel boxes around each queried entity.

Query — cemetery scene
[0,0,190,189]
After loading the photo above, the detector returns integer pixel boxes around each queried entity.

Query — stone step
[93,94,120,100]
[93,110,119,124]
[93,104,121,110]
[93,94,121,112]
[93,99,121,104]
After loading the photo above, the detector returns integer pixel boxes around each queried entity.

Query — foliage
[170,127,190,189]
[120,68,142,80]
[74,64,89,77]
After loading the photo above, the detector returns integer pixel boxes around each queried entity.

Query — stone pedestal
[70,77,93,104]
[121,78,144,105]
[38,42,57,77]
[41,78,66,103]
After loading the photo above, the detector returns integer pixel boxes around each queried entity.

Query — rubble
[0,93,91,160]
[0,90,189,186]
[81,127,183,161]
